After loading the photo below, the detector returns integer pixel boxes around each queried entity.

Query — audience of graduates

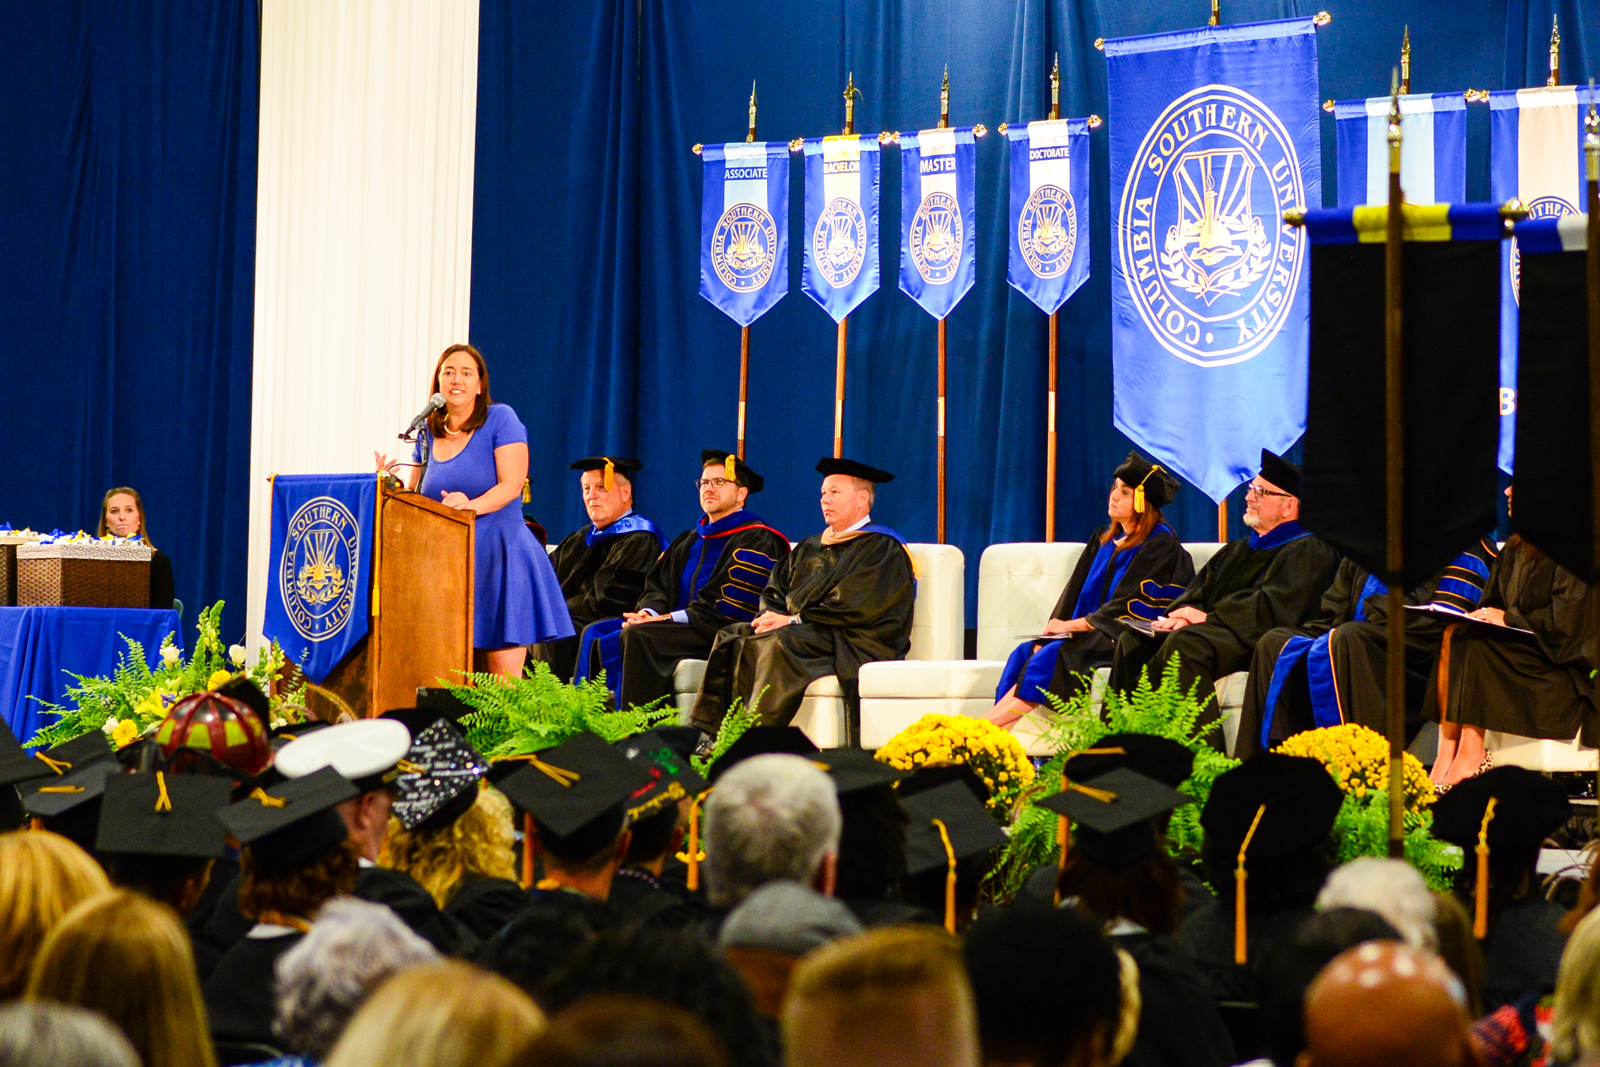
[0,1001,141,1067]
[0,828,110,999]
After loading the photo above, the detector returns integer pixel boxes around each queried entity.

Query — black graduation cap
[815,457,894,484]
[21,760,119,818]
[568,457,643,491]
[390,717,489,832]
[269,719,331,750]
[810,748,906,795]
[1112,452,1182,514]
[95,773,232,858]
[218,766,357,872]
[616,729,708,822]
[10,731,117,787]
[1259,449,1303,497]
[215,676,271,732]
[1064,734,1195,790]
[415,687,476,722]
[903,780,1008,876]
[494,731,654,839]
[705,726,819,783]
[0,718,54,788]
[701,450,765,494]
[1037,768,1192,868]
[896,763,991,805]
[1431,765,1571,859]
[1201,754,1343,859]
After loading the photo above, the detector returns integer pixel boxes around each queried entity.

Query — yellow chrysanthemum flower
[110,719,139,748]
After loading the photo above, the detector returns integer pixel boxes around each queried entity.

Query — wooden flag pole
[1583,86,1598,806]
[1046,55,1061,542]
[937,68,951,543]
[739,82,757,461]
[1383,74,1407,859]
[833,74,861,460]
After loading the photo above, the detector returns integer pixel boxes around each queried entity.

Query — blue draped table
[0,607,182,745]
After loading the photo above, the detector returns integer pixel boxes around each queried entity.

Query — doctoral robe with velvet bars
[532,519,664,681]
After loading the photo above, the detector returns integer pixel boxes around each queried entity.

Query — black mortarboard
[815,457,894,484]
[391,717,489,832]
[494,731,653,839]
[1431,766,1571,859]
[95,773,232,858]
[219,766,356,871]
[705,726,819,783]
[1111,452,1182,514]
[1064,734,1195,789]
[896,763,991,805]
[616,729,708,822]
[1037,768,1192,868]
[1259,449,1303,497]
[269,719,331,750]
[16,732,116,786]
[1201,754,1342,859]
[415,687,476,722]
[381,706,450,738]
[216,676,271,732]
[903,780,1008,876]
[21,760,119,818]
[0,718,55,787]
[810,748,907,795]
[701,450,765,494]
[568,457,643,491]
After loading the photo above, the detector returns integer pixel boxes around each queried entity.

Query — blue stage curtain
[0,2,257,640]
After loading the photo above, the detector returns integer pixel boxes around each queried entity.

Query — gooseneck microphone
[406,393,446,434]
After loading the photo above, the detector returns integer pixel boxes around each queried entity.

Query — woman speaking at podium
[379,344,572,677]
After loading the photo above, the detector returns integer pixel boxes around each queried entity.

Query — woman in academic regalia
[1426,487,1597,787]
[99,487,175,610]
[987,453,1193,730]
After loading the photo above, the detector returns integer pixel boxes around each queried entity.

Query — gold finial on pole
[940,65,950,129]
[747,81,757,143]
[1210,0,1220,27]
[1400,26,1411,96]
[1049,53,1060,120]
[843,72,860,135]
[1549,15,1561,87]
[1388,67,1402,169]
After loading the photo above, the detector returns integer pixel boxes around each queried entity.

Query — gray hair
[0,1002,140,1067]
[1316,857,1438,952]
[273,896,438,1057]
[703,754,841,909]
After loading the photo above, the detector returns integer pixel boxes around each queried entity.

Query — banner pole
[1399,26,1411,96]
[737,83,757,462]
[935,69,951,543]
[1548,16,1561,87]
[1383,74,1407,859]
[1583,86,1598,806]
[834,74,861,460]
[1045,55,1061,543]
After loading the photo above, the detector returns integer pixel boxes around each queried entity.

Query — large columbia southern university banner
[1006,119,1092,314]
[899,127,977,319]
[803,135,881,321]
[699,142,790,326]
[1333,93,1466,208]
[263,474,376,683]
[1105,18,1322,502]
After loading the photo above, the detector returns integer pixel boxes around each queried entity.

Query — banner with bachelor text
[699,141,790,327]
[802,135,881,321]
[1006,119,1091,314]
[1333,93,1466,207]
[1106,18,1322,502]
[899,127,976,319]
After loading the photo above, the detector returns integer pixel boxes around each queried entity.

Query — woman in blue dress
[379,344,572,677]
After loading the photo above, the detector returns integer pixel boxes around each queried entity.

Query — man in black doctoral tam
[575,450,789,711]
[1109,450,1340,740]
[531,457,667,681]
[688,457,916,743]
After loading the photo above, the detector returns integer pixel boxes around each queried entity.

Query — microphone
[407,393,446,434]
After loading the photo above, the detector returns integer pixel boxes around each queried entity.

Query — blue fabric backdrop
[0,1,257,641]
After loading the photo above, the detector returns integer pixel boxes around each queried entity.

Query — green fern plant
[689,688,765,778]
[451,661,675,758]
[1329,793,1462,891]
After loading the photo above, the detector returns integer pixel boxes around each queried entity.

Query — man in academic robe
[1236,537,1499,758]
[531,456,667,682]
[688,458,916,743]
[573,450,789,711]
[1109,450,1340,739]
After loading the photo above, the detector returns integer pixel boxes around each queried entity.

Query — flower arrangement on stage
[450,662,676,760]
[26,602,303,749]
[876,714,1035,818]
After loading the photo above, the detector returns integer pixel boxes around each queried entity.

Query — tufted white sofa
[673,543,965,748]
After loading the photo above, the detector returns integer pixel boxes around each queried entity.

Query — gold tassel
[1235,803,1267,965]
[603,458,615,492]
[33,752,71,775]
[676,787,712,892]
[1474,797,1498,939]
[521,478,531,504]
[154,771,172,812]
[933,818,959,934]
[521,812,536,889]
[1131,464,1164,515]
[724,454,737,482]
[1055,772,1070,906]
[247,788,286,808]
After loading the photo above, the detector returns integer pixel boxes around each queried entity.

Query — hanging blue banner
[1105,18,1322,503]
[1489,85,1592,473]
[802,135,881,321]
[263,474,376,684]
[1005,118,1092,314]
[898,127,977,319]
[1333,93,1467,207]
[699,141,790,327]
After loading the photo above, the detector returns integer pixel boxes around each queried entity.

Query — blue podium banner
[699,141,790,327]
[1006,118,1091,314]
[802,135,881,322]
[899,127,977,319]
[1333,93,1466,208]
[1105,18,1322,503]
[264,474,376,682]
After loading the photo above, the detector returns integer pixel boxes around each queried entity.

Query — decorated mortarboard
[810,748,906,795]
[706,726,819,783]
[269,719,332,749]
[700,450,765,493]
[616,729,707,822]
[219,766,357,871]
[215,676,272,730]
[1036,768,1192,869]
[568,456,643,492]
[1063,734,1194,789]
[902,780,1008,933]
[896,763,990,805]
[815,457,894,484]
[494,731,654,839]
[390,717,489,832]
[274,719,412,793]
[95,772,232,858]
[1112,452,1182,514]
[1258,449,1303,498]
[21,759,119,818]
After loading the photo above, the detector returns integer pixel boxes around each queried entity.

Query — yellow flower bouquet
[876,714,1035,817]
[1278,723,1436,812]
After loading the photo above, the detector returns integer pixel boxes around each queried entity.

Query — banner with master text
[699,141,790,327]
[803,135,881,322]
[899,127,976,319]
[1006,119,1091,314]
[1106,18,1322,502]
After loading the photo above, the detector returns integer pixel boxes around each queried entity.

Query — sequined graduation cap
[701,450,765,493]
[219,766,357,872]
[381,711,489,833]
[568,456,643,492]
[96,772,233,858]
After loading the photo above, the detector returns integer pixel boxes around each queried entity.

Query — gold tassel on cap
[1474,797,1498,939]
[603,458,615,492]
[1132,464,1164,515]
[1055,747,1128,904]
[676,787,713,892]
[724,454,737,482]
[154,771,172,812]
[933,817,959,933]
[33,752,70,775]
[522,478,531,504]
[1235,803,1267,965]
[522,812,536,889]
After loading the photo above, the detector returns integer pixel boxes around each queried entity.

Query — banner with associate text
[699,141,790,327]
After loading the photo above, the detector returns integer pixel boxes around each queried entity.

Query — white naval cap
[274,719,412,791]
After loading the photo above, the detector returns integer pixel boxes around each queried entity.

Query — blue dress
[415,404,573,649]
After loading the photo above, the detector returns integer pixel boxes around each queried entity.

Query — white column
[248,0,479,649]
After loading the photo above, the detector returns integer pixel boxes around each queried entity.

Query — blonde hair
[98,488,153,547]
[1549,906,1600,1062]
[0,830,111,999]
[380,783,516,908]
[324,960,544,1067]
[25,889,216,1067]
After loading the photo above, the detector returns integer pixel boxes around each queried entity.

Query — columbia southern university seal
[1018,183,1077,279]
[1118,85,1307,367]
[813,196,867,288]
[910,190,964,284]
[279,496,360,642]
[1510,194,1577,308]
[711,202,777,292]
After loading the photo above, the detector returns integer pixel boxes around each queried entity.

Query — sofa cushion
[857,660,1005,700]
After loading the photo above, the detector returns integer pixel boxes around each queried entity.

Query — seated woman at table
[99,487,175,610]
[986,453,1192,730]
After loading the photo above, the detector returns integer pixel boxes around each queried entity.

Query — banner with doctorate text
[699,142,790,326]
[1490,85,1593,473]
[1105,18,1322,503]
[1006,119,1091,314]
[899,127,977,318]
[263,474,376,683]
[1333,93,1466,207]
[802,135,881,321]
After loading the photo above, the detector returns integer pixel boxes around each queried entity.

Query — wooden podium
[317,486,474,718]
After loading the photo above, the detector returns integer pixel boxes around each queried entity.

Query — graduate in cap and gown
[533,457,667,682]
[607,728,706,930]
[3,730,114,841]
[899,773,1007,931]
[1110,451,1340,737]
[19,734,121,855]
[575,450,789,710]
[987,453,1193,732]
[809,749,926,928]
[688,458,915,738]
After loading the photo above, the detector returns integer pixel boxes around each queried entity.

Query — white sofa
[673,543,965,748]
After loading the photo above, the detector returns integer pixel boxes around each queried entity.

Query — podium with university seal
[264,474,473,718]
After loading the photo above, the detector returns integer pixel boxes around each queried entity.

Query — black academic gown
[203,929,303,1043]
[444,876,528,942]
[533,523,663,681]
[1114,926,1237,1067]
[606,866,696,930]
[355,863,475,955]
[1175,898,1315,1004]
[1109,523,1340,735]
[1479,897,1569,1013]
[1424,538,1597,742]
[616,516,790,710]
[688,528,915,733]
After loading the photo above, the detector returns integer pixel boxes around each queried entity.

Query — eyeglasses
[696,478,735,491]
[1244,484,1293,499]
